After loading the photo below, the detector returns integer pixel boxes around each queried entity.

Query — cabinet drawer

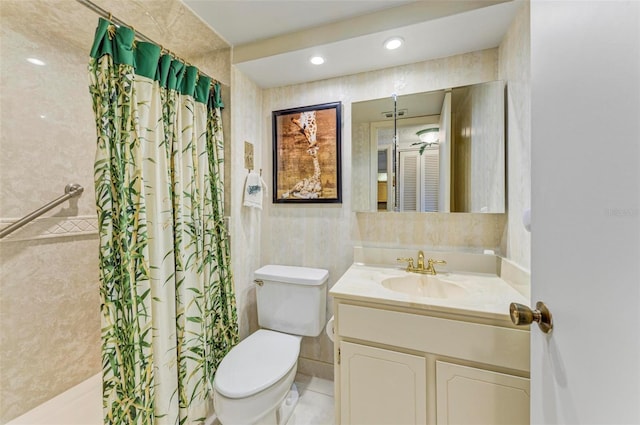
[337,303,529,372]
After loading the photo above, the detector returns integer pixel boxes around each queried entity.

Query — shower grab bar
[0,183,84,239]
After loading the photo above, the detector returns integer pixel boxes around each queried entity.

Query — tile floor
[286,374,335,425]
[6,373,335,425]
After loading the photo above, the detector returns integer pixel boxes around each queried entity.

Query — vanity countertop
[329,262,530,323]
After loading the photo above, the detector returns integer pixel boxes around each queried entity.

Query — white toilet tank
[254,265,328,337]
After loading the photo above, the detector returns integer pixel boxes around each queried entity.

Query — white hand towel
[243,171,267,209]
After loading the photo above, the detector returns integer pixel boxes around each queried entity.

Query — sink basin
[381,275,468,299]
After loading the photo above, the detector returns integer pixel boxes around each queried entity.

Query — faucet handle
[397,257,415,269]
[428,259,447,265]
[426,258,447,275]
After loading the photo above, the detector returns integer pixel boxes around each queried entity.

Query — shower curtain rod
[75,0,220,85]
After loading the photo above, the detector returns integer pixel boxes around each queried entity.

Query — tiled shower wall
[0,1,230,423]
[0,3,100,422]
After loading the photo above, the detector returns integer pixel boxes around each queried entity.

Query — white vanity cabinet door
[436,361,529,425]
[340,341,426,425]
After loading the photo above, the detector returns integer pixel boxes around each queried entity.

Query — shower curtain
[88,18,238,425]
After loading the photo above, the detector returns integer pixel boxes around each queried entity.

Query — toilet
[213,265,328,425]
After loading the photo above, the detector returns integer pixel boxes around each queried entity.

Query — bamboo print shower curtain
[88,19,238,425]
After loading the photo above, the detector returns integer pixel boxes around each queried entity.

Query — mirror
[352,80,506,213]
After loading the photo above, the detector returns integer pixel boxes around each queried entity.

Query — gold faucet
[417,250,425,270]
[397,251,447,275]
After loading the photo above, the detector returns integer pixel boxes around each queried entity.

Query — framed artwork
[272,102,342,203]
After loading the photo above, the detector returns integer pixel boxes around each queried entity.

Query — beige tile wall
[499,1,531,271]
[353,212,506,251]
[230,68,263,339]
[0,3,99,422]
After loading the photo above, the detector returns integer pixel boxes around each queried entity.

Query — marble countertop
[329,263,530,323]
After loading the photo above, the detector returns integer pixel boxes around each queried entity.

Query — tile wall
[498,1,531,270]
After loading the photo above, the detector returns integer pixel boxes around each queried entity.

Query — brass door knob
[509,301,553,334]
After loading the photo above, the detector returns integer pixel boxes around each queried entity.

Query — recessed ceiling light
[27,57,46,66]
[310,56,325,65]
[384,37,404,50]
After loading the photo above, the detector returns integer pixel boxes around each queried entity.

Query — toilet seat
[214,329,301,398]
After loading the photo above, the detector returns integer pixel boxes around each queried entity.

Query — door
[340,341,426,424]
[398,149,439,212]
[436,361,529,425]
[399,150,420,211]
[530,1,639,423]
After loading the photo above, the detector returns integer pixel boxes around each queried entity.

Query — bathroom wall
[498,1,531,271]
[230,68,263,339]
[0,3,100,422]
[257,48,505,378]
[0,1,230,423]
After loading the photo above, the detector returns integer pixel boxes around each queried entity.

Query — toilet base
[215,383,299,425]
[277,383,299,425]
[251,383,301,425]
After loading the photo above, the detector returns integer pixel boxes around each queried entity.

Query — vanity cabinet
[333,302,530,425]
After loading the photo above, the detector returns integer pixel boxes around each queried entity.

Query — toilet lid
[254,265,329,286]
[214,329,301,398]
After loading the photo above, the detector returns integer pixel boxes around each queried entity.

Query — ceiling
[184,0,522,88]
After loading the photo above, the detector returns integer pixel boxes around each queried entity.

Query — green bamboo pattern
[88,19,237,425]
[205,91,238,376]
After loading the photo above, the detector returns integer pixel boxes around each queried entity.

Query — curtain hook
[108,12,112,21]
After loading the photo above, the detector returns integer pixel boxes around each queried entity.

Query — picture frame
[272,102,342,203]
